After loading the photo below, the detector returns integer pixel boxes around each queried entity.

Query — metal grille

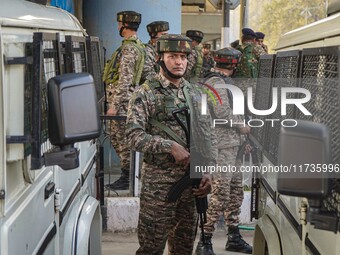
[297,47,340,164]
[65,35,87,73]
[86,36,105,103]
[250,54,276,149]
[31,32,61,169]
[296,46,340,216]
[264,50,301,164]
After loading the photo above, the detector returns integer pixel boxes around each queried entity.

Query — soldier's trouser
[225,171,244,227]
[110,120,130,176]
[204,147,243,233]
[136,180,197,255]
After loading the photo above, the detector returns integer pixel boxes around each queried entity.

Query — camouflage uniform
[195,47,252,255]
[127,34,216,255]
[203,72,245,233]
[103,11,145,183]
[126,74,208,255]
[234,41,266,112]
[202,52,215,78]
[261,43,268,54]
[143,41,158,81]
[185,30,205,83]
[234,41,266,80]
[185,44,204,82]
[142,21,169,81]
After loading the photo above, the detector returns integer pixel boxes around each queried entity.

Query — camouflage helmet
[202,43,211,49]
[117,11,141,24]
[147,21,169,34]
[214,47,241,68]
[186,30,204,43]
[156,34,192,54]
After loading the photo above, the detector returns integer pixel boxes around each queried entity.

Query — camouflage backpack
[102,37,145,86]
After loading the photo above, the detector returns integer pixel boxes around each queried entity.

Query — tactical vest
[142,78,213,163]
[234,43,258,78]
[194,45,204,78]
[103,37,145,86]
[187,45,204,82]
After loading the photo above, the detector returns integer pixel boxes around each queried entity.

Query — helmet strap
[119,26,126,37]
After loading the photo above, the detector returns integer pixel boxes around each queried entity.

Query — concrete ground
[102,227,254,255]
[102,157,255,254]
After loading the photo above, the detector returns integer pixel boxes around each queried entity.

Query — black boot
[105,172,129,190]
[225,226,252,254]
[195,233,216,255]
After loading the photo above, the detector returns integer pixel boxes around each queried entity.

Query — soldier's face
[256,39,264,45]
[163,52,188,76]
[202,48,210,55]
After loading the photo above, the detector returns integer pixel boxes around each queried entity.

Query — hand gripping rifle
[166,107,209,244]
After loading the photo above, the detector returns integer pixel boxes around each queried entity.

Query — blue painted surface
[83,0,181,169]
[83,0,182,57]
[50,0,74,14]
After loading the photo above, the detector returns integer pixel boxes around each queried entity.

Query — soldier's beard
[159,60,186,79]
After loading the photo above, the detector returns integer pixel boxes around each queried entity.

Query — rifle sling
[149,118,187,148]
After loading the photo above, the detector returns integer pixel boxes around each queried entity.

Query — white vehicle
[251,1,340,254]
[0,0,103,254]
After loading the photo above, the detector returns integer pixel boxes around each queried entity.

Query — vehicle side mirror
[278,120,331,199]
[44,72,100,170]
[278,120,339,232]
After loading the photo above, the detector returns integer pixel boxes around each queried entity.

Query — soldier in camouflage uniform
[195,47,253,255]
[143,21,169,80]
[234,28,266,80]
[256,31,269,53]
[126,34,215,255]
[234,28,266,117]
[202,43,215,78]
[102,11,145,190]
[185,30,205,83]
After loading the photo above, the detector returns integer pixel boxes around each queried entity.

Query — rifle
[166,107,209,245]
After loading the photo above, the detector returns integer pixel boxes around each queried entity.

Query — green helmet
[117,11,141,24]
[156,34,192,54]
[214,47,241,68]
[147,21,169,35]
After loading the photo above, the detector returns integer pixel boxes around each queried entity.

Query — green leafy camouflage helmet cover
[156,34,192,54]
[214,47,242,65]
[117,11,141,24]
[147,21,169,34]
